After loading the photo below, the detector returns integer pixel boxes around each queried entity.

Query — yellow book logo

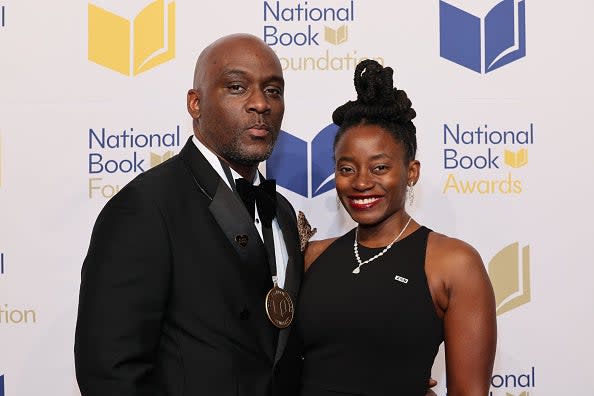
[88,0,176,76]
[324,25,348,45]
[488,242,531,316]
[504,148,528,168]
[151,150,175,167]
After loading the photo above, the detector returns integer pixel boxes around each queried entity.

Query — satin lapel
[179,137,268,268]
[178,137,219,199]
[273,196,303,364]
[209,181,267,269]
[181,138,277,360]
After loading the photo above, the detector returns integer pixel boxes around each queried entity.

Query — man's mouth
[246,124,270,138]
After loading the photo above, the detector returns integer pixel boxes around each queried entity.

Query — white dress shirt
[192,135,288,288]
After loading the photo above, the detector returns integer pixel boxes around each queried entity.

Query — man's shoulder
[276,190,293,206]
[103,154,187,209]
[127,154,186,191]
[275,189,296,215]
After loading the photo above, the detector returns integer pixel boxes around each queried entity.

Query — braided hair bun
[332,59,417,160]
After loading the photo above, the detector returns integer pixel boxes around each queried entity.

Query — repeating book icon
[266,125,338,198]
[88,0,175,76]
[324,25,348,45]
[488,242,530,316]
[440,0,526,73]
[150,150,175,168]
[504,148,528,168]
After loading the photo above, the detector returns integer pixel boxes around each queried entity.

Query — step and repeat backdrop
[1,0,593,395]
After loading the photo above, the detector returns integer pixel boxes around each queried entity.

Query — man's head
[187,34,285,177]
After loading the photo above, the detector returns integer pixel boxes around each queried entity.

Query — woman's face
[334,124,419,227]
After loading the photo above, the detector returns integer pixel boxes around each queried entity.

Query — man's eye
[265,87,283,96]
[228,84,245,93]
[338,166,353,174]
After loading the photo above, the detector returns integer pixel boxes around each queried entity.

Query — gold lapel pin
[235,234,249,247]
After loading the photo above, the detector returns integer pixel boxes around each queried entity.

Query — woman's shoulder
[304,237,339,272]
[428,231,480,256]
[426,231,486,282]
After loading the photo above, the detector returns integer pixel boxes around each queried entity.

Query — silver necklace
[352,216,413,274]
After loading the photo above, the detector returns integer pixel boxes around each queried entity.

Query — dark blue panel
[485,0,515,68]
[311,124,338,197]
[440,0,481,73]
[487,0,526,72]
[266,130,308,197]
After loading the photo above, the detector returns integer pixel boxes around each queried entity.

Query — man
[75,33,303,396]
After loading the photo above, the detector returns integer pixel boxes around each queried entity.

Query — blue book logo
[0,374,5,396]
[440,0,526,73]
[267,125,338,198]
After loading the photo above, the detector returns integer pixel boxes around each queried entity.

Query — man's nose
[247,89,271,114]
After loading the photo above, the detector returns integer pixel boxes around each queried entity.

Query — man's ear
[187,89,201,119]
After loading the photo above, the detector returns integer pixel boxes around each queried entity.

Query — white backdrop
[1,1,593,395]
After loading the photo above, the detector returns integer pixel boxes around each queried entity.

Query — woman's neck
[357,211,412,248]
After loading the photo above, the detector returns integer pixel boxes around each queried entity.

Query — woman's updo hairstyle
[332,59,417,161]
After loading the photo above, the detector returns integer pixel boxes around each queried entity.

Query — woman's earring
[407,182,415,205]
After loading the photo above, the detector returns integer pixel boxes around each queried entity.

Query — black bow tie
[235,178,277,227]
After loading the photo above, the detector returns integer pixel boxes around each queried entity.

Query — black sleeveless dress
[297,226,443,396]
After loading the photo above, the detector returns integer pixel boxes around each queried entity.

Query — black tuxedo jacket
[75,137,303,396]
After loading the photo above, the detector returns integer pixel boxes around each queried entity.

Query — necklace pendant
[352,216,413,275]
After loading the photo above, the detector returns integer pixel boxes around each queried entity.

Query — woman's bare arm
[428,234,497,396]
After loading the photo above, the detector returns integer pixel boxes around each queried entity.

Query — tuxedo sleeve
[75,182,170,396]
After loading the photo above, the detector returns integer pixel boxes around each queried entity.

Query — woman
[297,60,497,396]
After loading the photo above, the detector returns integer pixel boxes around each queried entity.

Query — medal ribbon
[218,159,278,283]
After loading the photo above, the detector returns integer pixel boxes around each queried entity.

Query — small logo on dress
[394,275,409,284]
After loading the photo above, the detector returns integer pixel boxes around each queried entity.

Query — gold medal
[265,281,294,329]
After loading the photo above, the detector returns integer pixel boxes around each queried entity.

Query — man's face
[191,38,285,168]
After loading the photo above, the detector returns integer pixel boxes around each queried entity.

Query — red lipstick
[347,195,383,210]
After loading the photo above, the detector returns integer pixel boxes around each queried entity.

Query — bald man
[75,34,303,396]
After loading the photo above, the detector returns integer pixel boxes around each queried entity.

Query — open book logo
[150,150,175,168]
[440,0,526,73]
[266,125,338,198]
[488,242,530,316]
[324,25,348,45]
[88,0,176,76]
[504,148,528,168]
